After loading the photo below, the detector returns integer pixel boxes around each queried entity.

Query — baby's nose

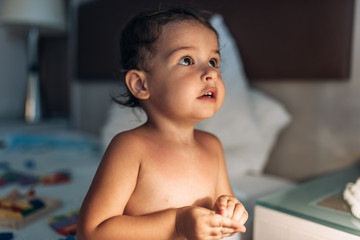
[202,66,217,81]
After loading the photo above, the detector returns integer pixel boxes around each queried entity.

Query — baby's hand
[213,195,248,233]
[176,206,243,239]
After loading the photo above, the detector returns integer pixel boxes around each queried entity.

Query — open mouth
[198,88,217,100]
[203,92,214,98]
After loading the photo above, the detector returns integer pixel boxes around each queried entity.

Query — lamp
[0,0,66,123]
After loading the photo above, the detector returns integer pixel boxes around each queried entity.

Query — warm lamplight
[0,0,66,123]
[0,0,66,32]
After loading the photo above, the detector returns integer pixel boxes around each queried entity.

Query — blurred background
[0,0,359,183]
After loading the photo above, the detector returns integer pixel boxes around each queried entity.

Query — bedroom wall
[69,0,117,133]
[257,0,360,180]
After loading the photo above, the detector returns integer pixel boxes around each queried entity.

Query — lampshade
[0,0,66,33]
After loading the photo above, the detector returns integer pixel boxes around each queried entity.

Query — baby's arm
[77,132,179,240]
[211,135,248,234]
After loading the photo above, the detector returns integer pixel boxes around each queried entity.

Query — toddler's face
[144,20,225,123]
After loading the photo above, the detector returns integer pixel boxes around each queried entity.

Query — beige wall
[256,0,360,181]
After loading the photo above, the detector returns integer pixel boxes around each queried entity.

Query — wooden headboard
[77,0,355,81]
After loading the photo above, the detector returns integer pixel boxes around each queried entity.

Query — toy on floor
[0,189,62,229]
[0,169,71,187]
[48,209,79,236]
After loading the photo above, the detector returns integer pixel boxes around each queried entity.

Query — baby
[77,7,248,240]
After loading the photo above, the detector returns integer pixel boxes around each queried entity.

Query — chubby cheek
[216,78,226,109]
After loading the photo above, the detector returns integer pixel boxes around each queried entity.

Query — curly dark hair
[113,6,217,108]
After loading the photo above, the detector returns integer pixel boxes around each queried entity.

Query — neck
[140,102,204,145]
[143,118,197,145]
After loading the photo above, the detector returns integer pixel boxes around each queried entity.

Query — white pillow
[100,14,291,176]
[196,14,259,149]
[101,104,147,149]
[198,15,290,176]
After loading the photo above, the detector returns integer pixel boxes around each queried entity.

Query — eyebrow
[166,46,220,58]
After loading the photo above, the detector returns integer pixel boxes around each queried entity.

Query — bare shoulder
[107,128,148,152]
[194,129,223,151]
[195,129,221,142]
[100,128,151,169]
[111,127,146,143]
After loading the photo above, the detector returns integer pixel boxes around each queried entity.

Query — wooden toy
[0,189,62,229]
[48,209,79,236]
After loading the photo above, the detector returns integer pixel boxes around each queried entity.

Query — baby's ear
[125,70,150,100]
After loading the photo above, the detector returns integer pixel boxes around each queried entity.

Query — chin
[194,110,217,121]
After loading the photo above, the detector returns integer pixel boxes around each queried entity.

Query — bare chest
[124,147,218,215]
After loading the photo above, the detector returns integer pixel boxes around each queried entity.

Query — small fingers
[215,196,228,216]
[221,215,241,228]
[216,195,238,218]
[222,214,247,233]
[232,202,248,225]
[225,199,236,219]
[209,226,237,238]
[213,196,248,236]
[209,214,246,239]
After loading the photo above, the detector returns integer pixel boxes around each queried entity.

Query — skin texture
[77,20,248,240]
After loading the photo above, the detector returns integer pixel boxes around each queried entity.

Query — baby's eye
[208,58,219,68]
[179,57,194,66]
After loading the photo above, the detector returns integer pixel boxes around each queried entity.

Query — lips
[198,88,217,101]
